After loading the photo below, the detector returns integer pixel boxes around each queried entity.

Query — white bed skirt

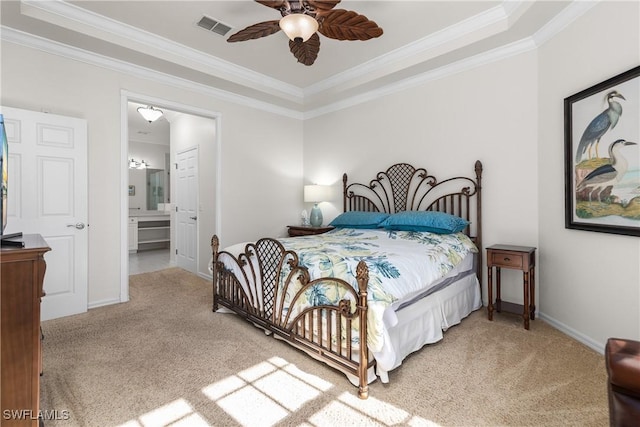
[374,273,481,382]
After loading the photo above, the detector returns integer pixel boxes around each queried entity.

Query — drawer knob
[504,257,511,262]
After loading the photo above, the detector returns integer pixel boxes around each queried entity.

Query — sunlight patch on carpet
[200,356,442,427]
[202,356,330,426]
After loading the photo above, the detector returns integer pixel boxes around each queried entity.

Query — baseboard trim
[538,312,605,355]
[88,297,121,310]
[198,272,212,281]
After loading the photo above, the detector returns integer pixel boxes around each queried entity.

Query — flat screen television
[0,113,23,246]
[1,113,7,235]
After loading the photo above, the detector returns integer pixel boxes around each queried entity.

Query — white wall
[537,1,640,348]
[304,51,540,307]
[0,41,303,306]
[304,0,640,352]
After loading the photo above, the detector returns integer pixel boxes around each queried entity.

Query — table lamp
[304,185,330,227]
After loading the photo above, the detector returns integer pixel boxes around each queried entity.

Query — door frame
[120,90,222,303]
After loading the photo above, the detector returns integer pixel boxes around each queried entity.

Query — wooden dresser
[1,234,50,426]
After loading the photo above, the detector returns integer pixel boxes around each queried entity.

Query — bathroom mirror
[128,168,168,212]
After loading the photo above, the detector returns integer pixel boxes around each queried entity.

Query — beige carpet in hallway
[40,267,608,426]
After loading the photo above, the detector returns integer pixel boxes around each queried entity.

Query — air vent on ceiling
[197,16,232,36]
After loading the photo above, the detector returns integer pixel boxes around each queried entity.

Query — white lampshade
[137,105,163,123]
[304,185,330,203]
[279,14,318,42]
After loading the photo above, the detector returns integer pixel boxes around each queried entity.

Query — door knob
[66,222,86,230]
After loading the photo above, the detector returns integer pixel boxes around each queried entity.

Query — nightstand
[287,225,334,237]
[486,244,536,330]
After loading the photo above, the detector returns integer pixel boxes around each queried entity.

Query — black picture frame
[564,65,640,236]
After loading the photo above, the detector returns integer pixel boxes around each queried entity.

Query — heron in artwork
[575,90,625,163]
[576,139,637,203]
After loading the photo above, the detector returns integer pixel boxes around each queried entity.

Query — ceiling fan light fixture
[279,13,318,42]
[137,105,163,123]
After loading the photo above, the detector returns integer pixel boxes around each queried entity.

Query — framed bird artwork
[564,65,640,236]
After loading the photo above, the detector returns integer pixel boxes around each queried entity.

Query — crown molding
[532,0,600,47]
[3,1,595,121]
[1,26,304,120]
[304,37,538,119]
[20,0,304,104]
[304,0,599,118]
[21,0,533,104]
[303,1,529,97]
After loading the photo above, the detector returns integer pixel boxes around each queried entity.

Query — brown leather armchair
[605,338,640,426]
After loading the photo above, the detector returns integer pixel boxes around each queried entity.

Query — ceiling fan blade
[227,20,281,43]
[289,32,320,66]
[306,0,341,10]
[255,1,286,9]
[318,9,383,41]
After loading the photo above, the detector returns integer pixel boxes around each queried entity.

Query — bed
[210,161,483,399]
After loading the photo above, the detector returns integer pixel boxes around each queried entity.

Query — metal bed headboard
[342,161,483,282]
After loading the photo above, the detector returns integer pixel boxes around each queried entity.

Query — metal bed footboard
[211,235,374,399]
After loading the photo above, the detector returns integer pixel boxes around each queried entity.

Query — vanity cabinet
[128,217,138,252]
[138,218,170,250]
[129,214,170,252]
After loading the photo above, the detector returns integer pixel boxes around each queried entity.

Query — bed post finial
[356,260,369,399]
[343,173,348,213]
[211,235,219,312]
[474,160,483,290]
[211,235,219,256]
[474,160,483,181]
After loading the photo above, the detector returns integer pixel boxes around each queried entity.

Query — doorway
[120,91,221,303]
[127,101,172,274]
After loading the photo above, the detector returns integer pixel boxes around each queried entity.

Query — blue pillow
[379,211,469,234]
[329,211,390,229]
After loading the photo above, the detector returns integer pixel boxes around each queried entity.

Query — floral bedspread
[277,228,478,352]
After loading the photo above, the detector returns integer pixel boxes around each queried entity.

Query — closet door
[1,106,88,320]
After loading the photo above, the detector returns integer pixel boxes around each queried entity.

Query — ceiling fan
[227,1,383,66]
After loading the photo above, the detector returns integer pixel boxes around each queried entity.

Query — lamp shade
[304,185,330,203]
[279,13,318,42]
[137,105,163,123]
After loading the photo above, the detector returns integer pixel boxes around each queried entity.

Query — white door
[176,147,198,272]
[1,106,88,321]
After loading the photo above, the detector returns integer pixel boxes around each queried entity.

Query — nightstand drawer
[489,252,523,269]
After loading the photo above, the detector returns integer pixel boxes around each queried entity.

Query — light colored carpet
[40,267,608,426]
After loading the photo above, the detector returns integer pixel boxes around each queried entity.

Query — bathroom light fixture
[137,105,163,123]
[129,158,149,169]
[304,185,330,227]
